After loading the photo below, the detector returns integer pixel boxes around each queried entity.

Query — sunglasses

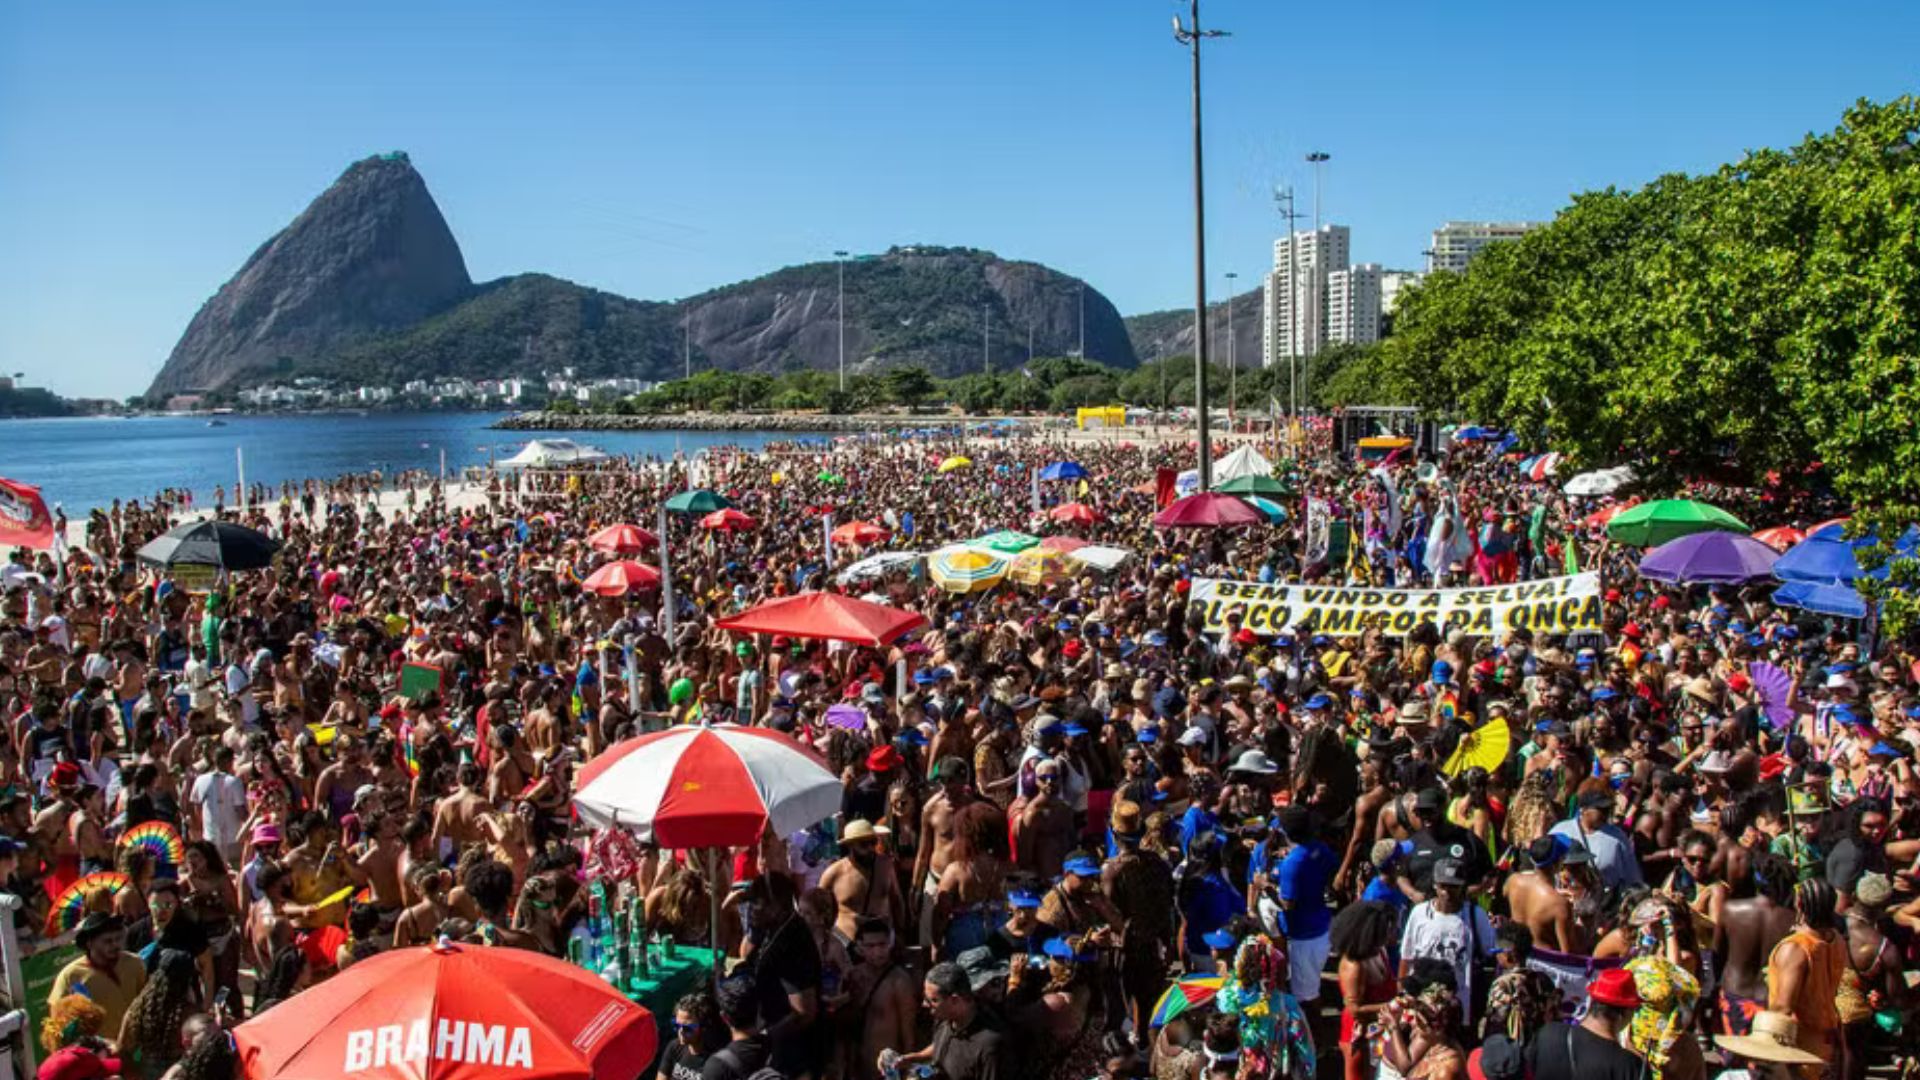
[673,1021,699,1033]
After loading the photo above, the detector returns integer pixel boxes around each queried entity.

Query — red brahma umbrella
[580,560,661,596]
[1153,493,1266,529]
[700,508,757,531]
[715,591,926,647]
[573,723,840,845]
[233,942,656,1080]
[1048,502,1102,525]
[587,523,658,554]
[830,521,891,546]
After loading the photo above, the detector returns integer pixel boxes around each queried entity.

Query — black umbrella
[136,519,281,571]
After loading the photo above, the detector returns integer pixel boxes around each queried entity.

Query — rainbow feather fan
[46,872,131,936]
[118,821,186,876]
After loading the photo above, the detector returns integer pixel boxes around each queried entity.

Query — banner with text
[1188,572,1603,638]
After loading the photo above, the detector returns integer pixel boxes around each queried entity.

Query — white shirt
[1400,899,1496,1010]
[185,657,217,711]
[190,769,247,852]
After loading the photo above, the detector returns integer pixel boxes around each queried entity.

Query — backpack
[707,1046,786,1080]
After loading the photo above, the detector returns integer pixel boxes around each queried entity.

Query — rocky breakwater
[492,411,984,433]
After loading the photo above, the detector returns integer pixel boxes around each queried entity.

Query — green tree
[885,366,938,411]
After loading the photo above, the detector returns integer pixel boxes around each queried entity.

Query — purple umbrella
[825,703,870,731]
[1638,529,1780,584]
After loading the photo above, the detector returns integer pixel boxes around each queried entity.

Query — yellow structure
[1076,406,1127,429]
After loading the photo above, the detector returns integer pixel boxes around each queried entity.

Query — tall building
[1426,221,1543,274]
[1260,224,1350,368]
[1327,263,1383,346]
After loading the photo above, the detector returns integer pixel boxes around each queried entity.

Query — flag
[0,477,54,549]
[1154,468,1178,509]
[1564,534,1580,574]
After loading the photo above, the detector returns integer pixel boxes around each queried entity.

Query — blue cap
[1830,704,1859,725]
[1870,741,1903,757]
[1533,719,1555,734]
[1534,834,1573,867]
[1008,890,1042,909]
[1729,620,1749,633]
[1575,654,1595,668]
[1776,627,1799,640]
[1136,728,1159,744]
[538,664,557,677]
[1432,660,1453,682]
[1062,855,1102,877]
[1304,693,1333,711]
[1311,634,1332,647]
[914,670,937,686]
[895,728,930,746]
[1202,928,1238,951]
[1830,661,1859,674]
[1041,936,1095,962]
[1592,686,1618,701]
[0,834,23,857]
[1152,686,1186,718]
[1274,634,1296,647]
[1905,704,1920,720]
[935,667,955,680]
[1144,631,1169,647]
[1745,633,1767,647]
[1062,724,1089,737]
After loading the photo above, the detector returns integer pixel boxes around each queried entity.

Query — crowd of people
[3,421,1917,1080]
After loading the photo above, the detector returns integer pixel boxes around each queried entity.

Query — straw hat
[1712,1012,1825,1066]
[840,819,892,844]
[1684,677,1718,705]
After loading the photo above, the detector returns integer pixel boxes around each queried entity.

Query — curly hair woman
[120,948,201,1077]
[39,995,119,1080]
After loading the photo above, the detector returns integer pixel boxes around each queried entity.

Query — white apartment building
[1260,224,1351,368]
[1327,263,1384,346]
[1379,270,1424,316]
[1426,221,1543,274]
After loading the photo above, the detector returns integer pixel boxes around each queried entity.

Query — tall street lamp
[1175,0,1228,491]
[1303,151,1330,412]
[834,250,850,392]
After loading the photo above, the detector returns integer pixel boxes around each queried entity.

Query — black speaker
[1333,414,1352,456]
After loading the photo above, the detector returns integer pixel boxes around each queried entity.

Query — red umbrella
[1584,498,1640,529]
[1153,493,1265,529]
[587,523,658,554]
[580,560,661,596]
[700,508,757,531]
[234,942,656,1080]
[831,520,891,546]
[1040,535,1092,553]
[574,723,839,845]
[1752,525,1807,552]
[716,591,927,647]
[1048,502,1102,525]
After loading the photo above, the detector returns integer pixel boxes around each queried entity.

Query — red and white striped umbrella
[573,723,839,847]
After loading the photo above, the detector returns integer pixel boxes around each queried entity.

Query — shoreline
[490,410,1050,433]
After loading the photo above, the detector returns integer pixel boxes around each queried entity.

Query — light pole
[1225,270,1238,426]
[1303,151,1330,416]
[1175,0,1227,491]
[834,250,849,392]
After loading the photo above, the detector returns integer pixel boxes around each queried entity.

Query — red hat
[1728,673,1752,694]
[1173,579,1191,595]
[1758,752,1789,782]
[867,745,904,773]
[1621,622,1644,640]
[378,701,403,720]
[1604,589,1622,603]
[50,761,82,789]
[1651,595,1672,610]
[1062,639,1085,659]
[1473,660,1497,678]
[1589,968,1642,1009]
[1233,628,1258,646]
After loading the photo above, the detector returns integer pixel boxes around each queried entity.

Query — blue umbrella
[1773,535,1869,583]
[1771,580,1869,619]
[1039,462,1088,481]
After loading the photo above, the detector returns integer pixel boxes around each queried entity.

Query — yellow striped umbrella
[928,546,1008,593]
[1010,547,1072,586]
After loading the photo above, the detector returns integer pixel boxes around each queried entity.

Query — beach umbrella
[1773,535,1869,583]
[575,723,840,846]
[929,547,1010,593]
[1038,461,1087,481]
[1771,580,1869,620]
[1526,452,1562,482]
[665,489,731,514]
[1153,493,1265,529]
[1605,499,1748,547]
[936,456,972,473]
[716,591,927,647]
[233,942,657,1080]
[1752,526,1806,552]
[1040,535,1092,554]
[1047,502,1102,525]
[1150,975,1225,1028]
[974,530,1041,553]
[1808,517,1851,539]
[700,508,757,531]
[831,520,892,546]
[1443,721,1512,777]
[1243,496,1289,523]
[1637,531,1780,585]
[136,519,281,571]
[1563,466,1636,497]
[1215,474,1289,498]
[580,560,661,596]
[1009,548,1072,586]
[836,551,923,584]
[1064,544,1134,573]
[1583,499,1639,529]
[587,523,658,554]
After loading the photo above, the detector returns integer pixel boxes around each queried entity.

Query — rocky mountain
[150,153,471,395]
[1124,287,1264,368]
[148,156,1136,395]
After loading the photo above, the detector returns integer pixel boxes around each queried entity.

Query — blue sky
[3,1,1917,398]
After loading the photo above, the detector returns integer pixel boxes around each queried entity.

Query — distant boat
[206,420,226,427]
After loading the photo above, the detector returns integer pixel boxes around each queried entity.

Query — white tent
[1175,444,1276,495]
[1563,465,1636,497]
[501,438,611,468]
[1065,545,1133,572]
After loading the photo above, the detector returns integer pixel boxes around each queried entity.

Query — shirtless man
[247,860,297,974]
[838,917,916,1080]
[432,763,492,858]
[111,640,146,734]
[1014,759,1075,880]
[911,758,977,946]
[283,811,361,931]
[392,863,453,947]
[1338,759,1391,895]
[479,800,535,887]
[486,726,534,804]
[1717,850,1797,1038]
[819,820,904,944]
[1505,835,1583,953]
[354,810,407,923]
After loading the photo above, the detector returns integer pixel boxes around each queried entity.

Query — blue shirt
[1361,874,1409,913]
[1182,872,1243,956]
[1276,840,1336,939]
[1177,806,1218,854]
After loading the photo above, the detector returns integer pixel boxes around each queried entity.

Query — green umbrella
[973,530,1041,554]
[1216,474,1290,498]
[664,489,732,514]
[1605,498,1749,548]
